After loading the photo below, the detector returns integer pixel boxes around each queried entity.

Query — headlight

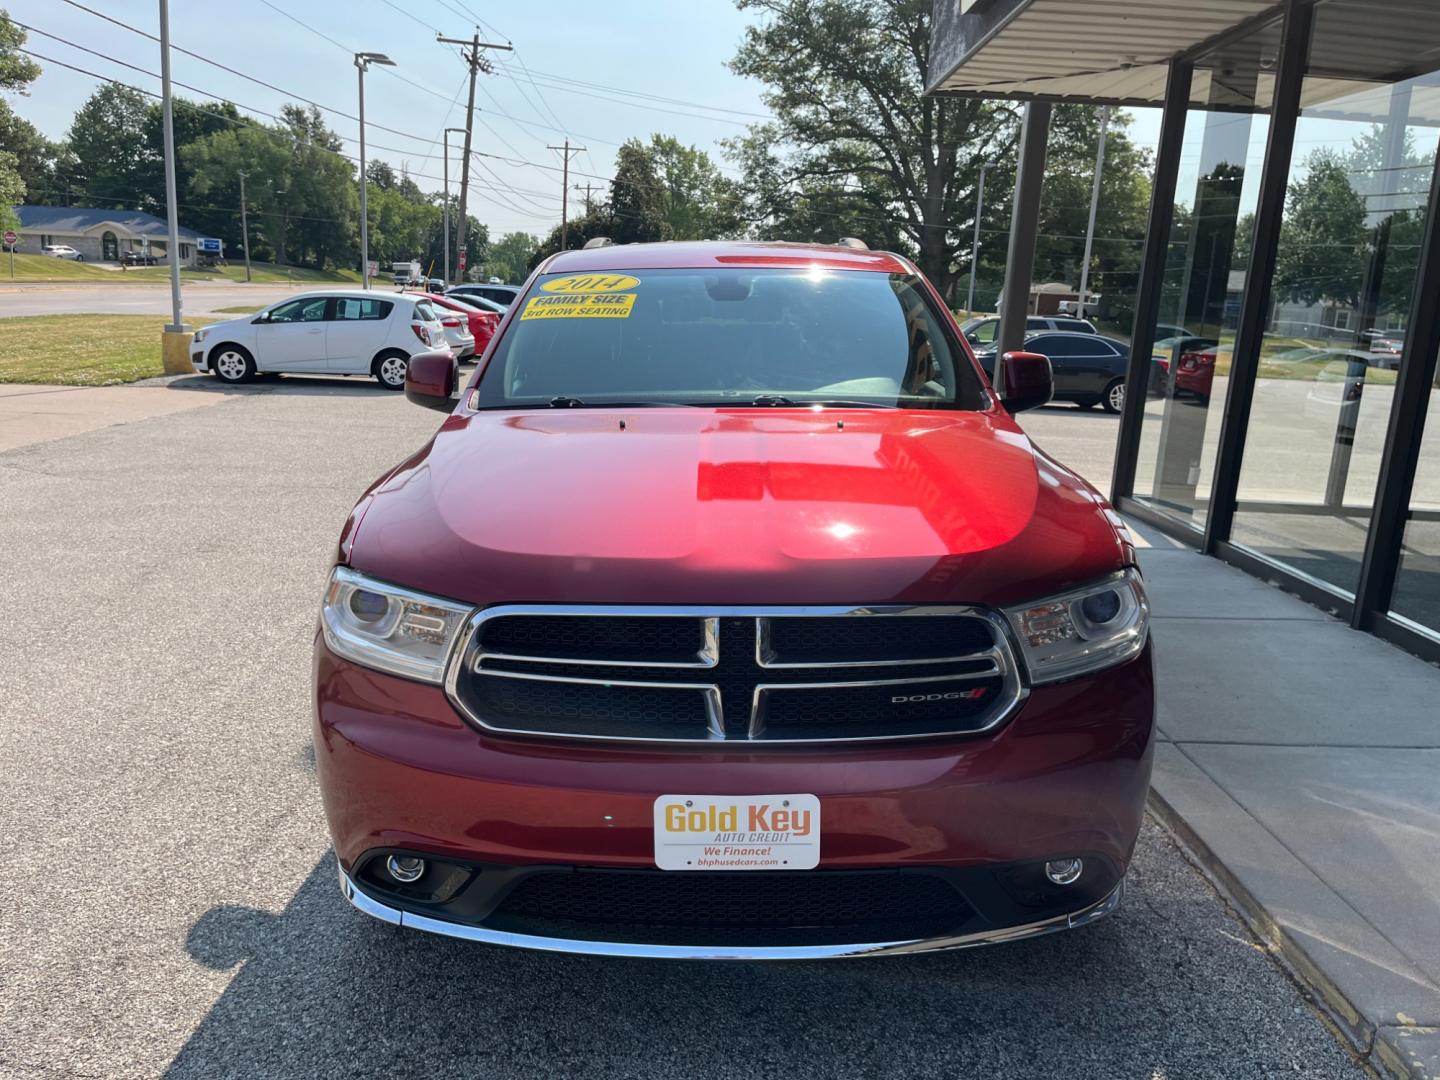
[192,328,208,344]
[320,567,473,683]
[1002,568,1149,684]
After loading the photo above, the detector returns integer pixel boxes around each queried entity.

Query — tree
[67,84,157,210]
[183,106,357,269]
[1272,149,1367,309]
[0,150,23,231]
[727,0,1019,296]
[486,231,539,283]
[0,9,39,91]
[647,134,743,240]
[528,206,615,269]
[0,9,42,228]
[610,139,669,245]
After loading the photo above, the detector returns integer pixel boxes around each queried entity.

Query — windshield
[473,268,987,410]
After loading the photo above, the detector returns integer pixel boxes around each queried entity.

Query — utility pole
[573,181,599,216]
[438,31,513,282]
[1077,105,1110,321]
[237,170,252,283]
[548,139,587,249]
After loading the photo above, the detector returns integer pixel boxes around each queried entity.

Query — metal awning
[927,0,1274,105]
[927,0,1440,120]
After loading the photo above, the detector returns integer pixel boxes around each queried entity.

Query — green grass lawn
[0,314,218,385]
[0,252,361,285]
[212,304,264,314]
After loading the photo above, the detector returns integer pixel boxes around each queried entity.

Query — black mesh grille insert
[486,868,974,946]
[760,677,1006,740]
[454,609,1012,743]
[478,614,705,664]
[470,674,708,739]
[765,614,993,665]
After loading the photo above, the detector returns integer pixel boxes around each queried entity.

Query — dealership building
[929,0,1440,662]
[13,205,205,266]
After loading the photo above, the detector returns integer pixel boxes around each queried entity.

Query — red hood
[345,407,1127,607]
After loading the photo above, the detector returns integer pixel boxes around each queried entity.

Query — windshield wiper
[745,395,898,409]
[542,397,697,408]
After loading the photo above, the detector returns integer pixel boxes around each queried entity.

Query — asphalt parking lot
[0,379,1365,1079]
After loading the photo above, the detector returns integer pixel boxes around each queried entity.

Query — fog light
[385,855,425,883]
[1045,858,1083,885]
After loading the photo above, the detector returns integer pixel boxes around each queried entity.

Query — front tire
[211,345,256,384]
[1102,378,1126,414]
[373,351,409,390]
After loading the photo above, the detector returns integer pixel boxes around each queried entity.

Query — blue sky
[6,0,771,237]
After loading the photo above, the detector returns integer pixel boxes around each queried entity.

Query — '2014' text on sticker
[539,273,640,294]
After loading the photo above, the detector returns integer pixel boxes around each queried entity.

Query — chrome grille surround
[444,605,1027,745]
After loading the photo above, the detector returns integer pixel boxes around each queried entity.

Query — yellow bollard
[160,327,195,375]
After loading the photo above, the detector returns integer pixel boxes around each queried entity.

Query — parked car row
[975,331,1147,412]
[191,291,454,388]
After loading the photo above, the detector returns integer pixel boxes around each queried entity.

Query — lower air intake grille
[486,868,974,946]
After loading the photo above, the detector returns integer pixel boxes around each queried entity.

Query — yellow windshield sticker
[521,293,637,320]
[540,273,640,295]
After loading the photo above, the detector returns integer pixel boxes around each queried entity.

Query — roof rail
[835,237,869,250]
[581,236,614,249]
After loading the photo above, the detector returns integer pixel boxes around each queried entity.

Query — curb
[1147,789,1408,1079]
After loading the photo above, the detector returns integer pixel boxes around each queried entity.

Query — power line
[45,6,453,153]
[15,47,561,216]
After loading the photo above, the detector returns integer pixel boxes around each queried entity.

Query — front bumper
[314,638,1154,953]
[339,863,1125,959]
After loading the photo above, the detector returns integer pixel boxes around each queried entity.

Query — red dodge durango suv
[314,240,1155,959]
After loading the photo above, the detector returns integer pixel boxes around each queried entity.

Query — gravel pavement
[0,380,1365,1079]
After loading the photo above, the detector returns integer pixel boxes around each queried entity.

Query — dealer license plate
[653,794,820,871]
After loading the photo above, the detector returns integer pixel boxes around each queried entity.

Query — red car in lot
[403,290,501,356]
[316,241,1154,958]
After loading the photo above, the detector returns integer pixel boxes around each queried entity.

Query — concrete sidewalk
[1133,523,1440,1079]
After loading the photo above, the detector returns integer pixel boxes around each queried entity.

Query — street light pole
[354,51,396,291]
[966,161,991,319]
[237,169,252,283]
[156,0,190,374]
[158,0,185,334]
[1078,105,1110,320]
[443,127,466,285]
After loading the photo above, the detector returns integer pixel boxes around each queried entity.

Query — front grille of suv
[446,606,1025,744]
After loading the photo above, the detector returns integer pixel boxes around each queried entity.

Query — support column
[996,101,1051,386]
[1112,59,1193,502]
[1352,137,1440,628]
[1202,0,1314,553]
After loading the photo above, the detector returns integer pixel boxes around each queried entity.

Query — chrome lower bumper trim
[338,866,1124,960]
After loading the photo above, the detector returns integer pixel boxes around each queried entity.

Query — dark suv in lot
[314,240,1155,958]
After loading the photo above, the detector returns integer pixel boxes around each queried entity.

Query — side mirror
[405,350,458,412]
[999,350,1053,413]
[252,313,270,324]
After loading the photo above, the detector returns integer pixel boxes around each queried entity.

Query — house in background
[13,205,202,266]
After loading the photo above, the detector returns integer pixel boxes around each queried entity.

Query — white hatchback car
[191,291,449,389]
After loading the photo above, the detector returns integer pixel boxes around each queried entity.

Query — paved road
[0,382,1363,1079]
[0,281,338,317]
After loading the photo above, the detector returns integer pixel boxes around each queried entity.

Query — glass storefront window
[1230,0,1439,596]
[1130,20,1277,531]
